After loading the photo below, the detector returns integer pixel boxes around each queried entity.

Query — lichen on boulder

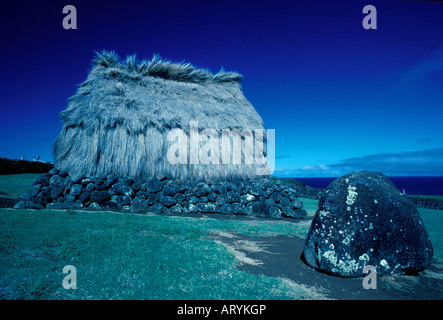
[302,171,434,277]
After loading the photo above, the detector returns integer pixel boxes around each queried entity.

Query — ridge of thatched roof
[92,50,243,84]
[53,50,268,181]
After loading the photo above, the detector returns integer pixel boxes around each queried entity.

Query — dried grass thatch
[53,51,269,181]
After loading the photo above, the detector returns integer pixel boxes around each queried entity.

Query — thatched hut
[53,51,270,181]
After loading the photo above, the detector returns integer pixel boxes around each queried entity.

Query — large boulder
[303,171,433,277]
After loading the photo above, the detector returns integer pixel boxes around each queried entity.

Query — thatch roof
[53,51,270,181]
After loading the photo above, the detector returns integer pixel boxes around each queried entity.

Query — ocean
[294,176,443,196]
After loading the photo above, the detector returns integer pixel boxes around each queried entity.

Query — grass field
[0,208,318,299]
[0,173,40,197]
[411,195,443,201]
[0,174,441,300]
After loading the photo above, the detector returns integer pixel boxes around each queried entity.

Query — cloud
[301,164,329,171]
[274,148,443,177]
[397,47,443,87]
[328,148,443,176]
[416,138,432,144]
[276,155,291,159]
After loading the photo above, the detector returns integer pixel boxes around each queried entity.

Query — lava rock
[215,194,226,206]
[250,187,264,197]
[188,196,199,204]
[16,173,307,221]
[93,177,104,186]
[290,199,303,209]
[149,202,166,214]
[146,193,158,205]
[159,195,176,207]
[70,184,82,196]
[269,207,282,219]
[169,204,183,214]
[282,207,307,219]
[226,191,241,204]
[182,203,197,214]
[303,171,434,277]
[109,183,134,197]
[196,183,211,197]
[85,183,96,192]
[96,184,108,191]
[33,173,51,186]
[50,187,64,200]
[106,175,119,187]
[176,184,188,193]
[210,183,222,194]
[135,190,147,199]
[225,182,238,192]
[30,184,42,197]
[90,190,111,204]
[21,190,33,201]
[48,168,60,175]
[195,202,218,213]
[64,194,77,203]
[102,200,122,211]
[13,200,43,209]
[67,200,83,209]
[220,204,232,214]
[87,202,101,210]
[162,185,177,197]
[279,196,290,207]
[241,194,256,204]
[146,178,162,193]
[231,203,246,215]
[46,202,68,209]
[111,195,131,206]
[248,201,269,217]
[81,178,92,186]
[121,178,134,186]
[174,193,186,203]
[34,191,52,206]
[131,197,148,213]
[49,175,65,189]
[207,192,218,202]
[265,198,276,208]
[130,180,144,192]
[78,191,91,204]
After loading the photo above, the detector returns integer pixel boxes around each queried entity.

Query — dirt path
[210,231,443,300]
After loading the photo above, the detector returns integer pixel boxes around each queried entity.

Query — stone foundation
[14,169,307,219]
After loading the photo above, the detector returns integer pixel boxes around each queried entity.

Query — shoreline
[276,178,443,210]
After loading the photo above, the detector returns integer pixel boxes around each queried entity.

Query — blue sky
[1,0,442,177]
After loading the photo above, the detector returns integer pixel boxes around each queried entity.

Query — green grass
[0,173,40,197]
[410,194,443,201]
[0,174,441,299]
[0,209,316,300]
[298,197,318,217]
[418,208,443,261]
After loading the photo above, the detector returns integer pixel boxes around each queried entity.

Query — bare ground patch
[209,230,443,300]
